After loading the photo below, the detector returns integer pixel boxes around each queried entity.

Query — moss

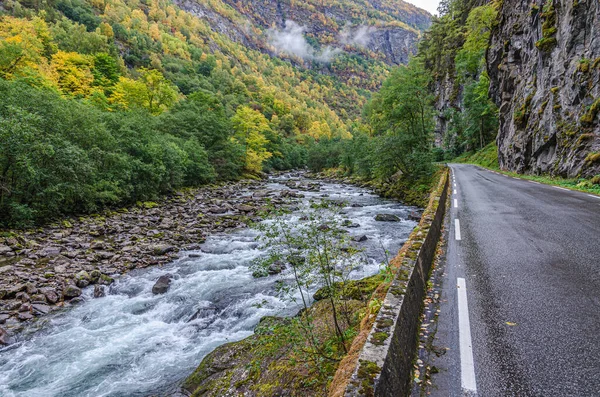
[357,360,381,397]
[581,98,600,126]
[585,152,600,166]
[578,58,590,73]
[313,274,384,301]
[536,37,557,52]
[576,133,594,146]
[376,318,394,328]
[591,175,600,185]
[593,57,600,70]
[370,331,389,346]
[514,93,534,128]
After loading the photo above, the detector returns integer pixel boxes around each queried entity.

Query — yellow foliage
[49,51,94,97]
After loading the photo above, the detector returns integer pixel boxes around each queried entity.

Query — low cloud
[268,20,341,63]
[340,25,377,47]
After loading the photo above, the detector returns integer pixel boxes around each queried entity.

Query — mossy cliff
[487,0,600,178]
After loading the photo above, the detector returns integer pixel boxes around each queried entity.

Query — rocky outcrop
[488,0,600,177]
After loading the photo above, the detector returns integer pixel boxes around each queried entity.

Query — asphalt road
[427,164,600,396]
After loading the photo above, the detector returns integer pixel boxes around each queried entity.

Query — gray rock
[188,306,219,322]
[151,244,175,256]
[267,260,286,275]
[352,235,368,242]
[0,314,10,324]
[0,327,13,345]
[17,312,33,321]
[0,245,13,255]
[0,265,13,274]
[408,210,422,221]
[93,285,105,298]
[63,285,82,299]
[375,214,401,222]
[152,274,173,294]
[41,288,59,304]
[32,303,51,315]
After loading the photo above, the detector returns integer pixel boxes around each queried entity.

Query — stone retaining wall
[343,169,449,396]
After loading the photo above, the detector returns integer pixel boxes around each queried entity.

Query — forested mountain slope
[0,0,430,227]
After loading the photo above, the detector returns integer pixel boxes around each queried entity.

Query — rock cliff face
[174,0,430,67]
[487,0,600,177]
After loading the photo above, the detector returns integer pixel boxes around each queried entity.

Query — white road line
[454,189,457,195]
[530,181,542,185]
[454,198,458,208]
[457,277,477,393]
[588,194,600,200]
[553,186,570,192]
[455,219,461,240]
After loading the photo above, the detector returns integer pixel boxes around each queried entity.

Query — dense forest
[0,0,431,227]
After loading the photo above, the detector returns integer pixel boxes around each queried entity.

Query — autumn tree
[232,106,273,173]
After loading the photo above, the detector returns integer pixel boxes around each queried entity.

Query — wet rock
[267,260,286,275]
[16,292,30,302]
[151,244,175,256]
[32,303,51,315]
[0,314,10,324]
[18,303,31,312]
[351,203,363,208]
[41,288,59,304]
[93,285,106,298]
[188,306,219,322]
[17,312,34,321]
[408,210,422,221]
[235,204,255,212]
[63,285,82,299]
[375,214,401,222]
[0,265,13,274]
[0,245,13,255]
[0,327,13,345]
[75,271,91,288]
[209,207,228,214]
[152,274,173,294]
[25,283,38,295]
[352,235,368,242]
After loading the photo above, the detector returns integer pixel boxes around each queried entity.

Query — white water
[0,176,417,397]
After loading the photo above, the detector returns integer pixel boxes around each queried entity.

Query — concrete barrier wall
[343,170,449,397]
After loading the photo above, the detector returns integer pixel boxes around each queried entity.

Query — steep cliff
[175,0,430,70]
[487,0,600,177]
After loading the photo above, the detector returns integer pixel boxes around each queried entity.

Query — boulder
[75,271,91,288]
[17,312,33,321]
[152,274,173,294]
[267,260,286,275]
[151,244,175,256]
[93,285,106,298]
[0,327,13,345]
[188,306,219,322]
[63,285,82,299]
[352,235,368,242]
[375,214,400,222]
[41,287,59,304]
[0,245,13,255]
[408,210,422,221]
[32,303,51,315]
[0,314,10,324]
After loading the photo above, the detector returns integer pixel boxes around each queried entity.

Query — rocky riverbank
[0,177,320,337]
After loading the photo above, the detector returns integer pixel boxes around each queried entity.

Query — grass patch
[454,143,600,195]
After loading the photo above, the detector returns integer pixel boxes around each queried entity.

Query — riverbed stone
[32,303,51,315]
[0,327,13,345]
[353,235,368,242]
[41,288,59,304]
[267,260,286,275]
[151,244,175,256]
[63,285,82,299]
[93,285,105,298]
[17,312,34,321]
[375,214,401,222]
[152,274,173,294]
